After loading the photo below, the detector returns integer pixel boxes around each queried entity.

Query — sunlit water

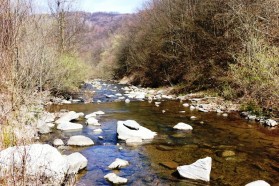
[44,82,279,186]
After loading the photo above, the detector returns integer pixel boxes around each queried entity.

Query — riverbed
[44,81,279,185]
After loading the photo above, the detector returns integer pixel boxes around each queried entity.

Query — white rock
[117,120,157,140]
[116,93,122,97]
[85,114,96,119]
[123,120,140,130]
[55,111,81,124]
[173,123,193,130]
[104,173,128,184]
[0,144,69,185]
[216,109,223,113]
[53,139,64,146]
[190,106,196,110]
[177,157,212,182]
[86,117,100,126]
[222,113,229,117]
[198,108,208,113]
[47,123,55,128]
[248,115,257,120]
[67,135,94,146]
[38,124,51,134]
[125,137,143,146]
[94,111,105,115]
[93,128,103,133]
[57,121,83,131]
[108,158,129,169]
[179,111,186,113]
[61,100,71,104]
[40,112,56,123]
[245,180,270,186]
[66,152,88,174]
[125,99,130,103]
[265,119,278,127]
[183,103,190,107]
[98,136,104,140]
[190,116,197,120]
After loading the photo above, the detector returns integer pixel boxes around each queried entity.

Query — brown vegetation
[105,0,279,114]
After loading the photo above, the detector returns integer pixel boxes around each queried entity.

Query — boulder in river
[0,144,69,185]
[104,173,128,184]
[86,117,100,126]
[67,135,94,146]
[57,121,83,131]
[55,111,83,124]
[177,157,212,182]
[117,120,157,140]
[66,152,88,174]
[245,180,270,186]
[173,123,193,130]
[108,158,129,169]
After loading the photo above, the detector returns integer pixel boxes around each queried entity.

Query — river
[44,81,279,186]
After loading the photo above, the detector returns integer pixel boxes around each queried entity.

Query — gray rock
[67,135,94,146]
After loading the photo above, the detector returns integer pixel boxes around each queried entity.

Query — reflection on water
[45,87,279,185]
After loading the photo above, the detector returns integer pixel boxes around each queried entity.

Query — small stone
[160,161,178,169]
[222,113,228,117]
[173,123,193,130]
[125,99,130,103]
[104,173,128,184]
[93,129,103,133]
[183,103,189,107]
[108,158,129,169]
[98,136,104,140]
[53,139,64,146]
[245,180,270,186]
[222,150,236,157]
[190,116,197,120]
[156,145,175,151]
[86,117,100,126]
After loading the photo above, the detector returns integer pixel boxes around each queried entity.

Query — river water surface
[45,81,279,186]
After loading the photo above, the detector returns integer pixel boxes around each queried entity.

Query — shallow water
[45,82,279,186]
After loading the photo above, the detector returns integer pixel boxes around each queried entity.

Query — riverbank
[0,79,278,185]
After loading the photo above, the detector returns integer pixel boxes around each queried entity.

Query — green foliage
[2,127,16,148]
[230,39,279,109]
[57,54,91,92]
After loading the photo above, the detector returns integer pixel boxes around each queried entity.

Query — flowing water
[44,81,279,186]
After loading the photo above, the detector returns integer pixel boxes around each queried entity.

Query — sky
[34,0,148,14]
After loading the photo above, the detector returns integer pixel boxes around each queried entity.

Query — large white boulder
[177,157,212,182]
[123,120,140,130]
[67,135,94,146]
[66,152,88,174]
[55,111,82,124]
[0,144,69,185]
[108,158,129,169]
[104,173,128,184]
[245,180,270,186]
[173,123,193,130]
[117,120,157,140]
[85,113,96,119]
[57,121,83,131]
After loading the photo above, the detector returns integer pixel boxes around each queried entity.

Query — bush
[54,54,91,93]
[230,39,279,110]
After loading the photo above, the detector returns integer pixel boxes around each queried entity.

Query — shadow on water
[44,82,279,186]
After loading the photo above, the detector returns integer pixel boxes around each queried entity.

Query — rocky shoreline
[0,79,277,185]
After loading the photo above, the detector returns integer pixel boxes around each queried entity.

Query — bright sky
[34,0,148,14]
